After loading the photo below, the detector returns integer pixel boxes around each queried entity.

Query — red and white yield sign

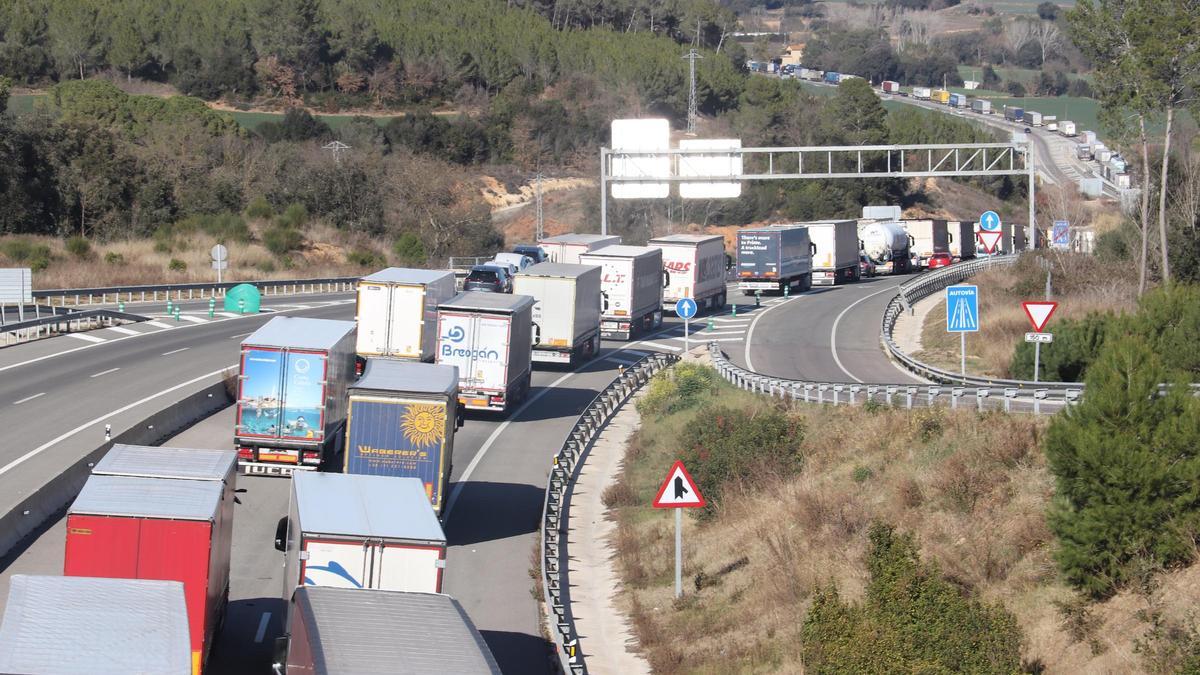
[977,230,1003,254]
[1022,301,1058,332]
[653,460,706,508]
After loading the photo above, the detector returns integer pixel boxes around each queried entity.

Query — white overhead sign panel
[679,138,743,199]
[611,119,670,199]
[0,268,32,303]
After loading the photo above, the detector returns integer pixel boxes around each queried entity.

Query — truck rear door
[375,543,443,593]
[236,347,286,439]
[301,540,369,588]
[440,313,511,395]
[279,351,326,443]
[355,282,391,355]
[389,285,425,358]
[660,246,696,303]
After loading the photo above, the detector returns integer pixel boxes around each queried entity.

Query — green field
[956,65,1093,87]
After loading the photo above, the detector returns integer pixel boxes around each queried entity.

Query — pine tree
[1045,336,1200,598]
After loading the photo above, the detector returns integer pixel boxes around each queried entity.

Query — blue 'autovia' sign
[946,285,979,333]
[675,297,697,320]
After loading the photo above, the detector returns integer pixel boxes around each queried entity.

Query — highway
[0,273,921,672]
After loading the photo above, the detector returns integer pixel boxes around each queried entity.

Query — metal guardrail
[31,277,360,307]
[708,342,1071,415]
[880,255,1088,394]
[1,308,151,346]
[540,352,678,674]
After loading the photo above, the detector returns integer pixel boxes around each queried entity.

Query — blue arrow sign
[675,297,697,320]
[979,210,1001,232]
[946,285,979,333]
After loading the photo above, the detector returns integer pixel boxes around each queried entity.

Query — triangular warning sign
[977,230,1003,254]
[652,460,706,509]
[1022,301,1058,332]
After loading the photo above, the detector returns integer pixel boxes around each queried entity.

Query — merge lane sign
[653,460,706,508]
[946,285,979,333]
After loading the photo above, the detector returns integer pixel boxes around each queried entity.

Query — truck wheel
[742,290,756,297]
[715,292,726,310]
[802,274,812,292]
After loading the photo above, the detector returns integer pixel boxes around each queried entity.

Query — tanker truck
[858,220,912,275]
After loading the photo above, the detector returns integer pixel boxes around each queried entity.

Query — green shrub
[256,259,276,273]
[392,232,427,266]
[679,402,803,515]
[1045,336,1200,599]
[1010,312,1113,382]
[801,523,1023,673]
[104,252,125,265]
[264,226,304,256]
[852,465,873,483]
[346,247,385,268]
[168,258,187,271]
[245,196,273,220]
[173,213,251,243]
[637,364,717,416]
[275,203,309,229]
[0,239,52,271]
[65,236,93,259]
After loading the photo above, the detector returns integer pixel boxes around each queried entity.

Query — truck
[1079,177,1104,198]
[824,71,840,84]
[512,262,602,365]
[436,292,534,412]
[736,225,812,295]
[344,359,461,515]
[0,575,192,675]
[277,472,447,595]
[65,472,232,674]
[932,89,951,104]
[356,268,457,363]
[1059,120,1077,137]
[647,233,727,314]
[538,233,621,264]
[1082,130,1098,145]
[1097,147,1113,163]
[578,245,665,340]
[862,205,902,221]
[858,220,911,274]
[947,221,977,261]
[235,317,357,476]
[902,219,950,266]
[912,87,932,100]
[1076,143,1094,161]
[971,99,992,114]
[1000,222,1028,253]
[277,587,502,675]
[1023,110,1043,126]
[802,220,861,285]
[1005,106,1024,122]
[948,93,967,108]
[1043,115,1058,132]
[882,80,900,94]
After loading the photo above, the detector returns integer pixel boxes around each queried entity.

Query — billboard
[611,119,670,199]
[679,138,742,199]
[237,348,326,441]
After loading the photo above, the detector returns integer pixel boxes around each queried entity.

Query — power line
[322,140,350,164]
[682,48,702,135]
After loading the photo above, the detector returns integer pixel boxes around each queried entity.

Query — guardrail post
[928,387,940,407]
[849,385,860,405]
[866,385,877,405]
[832,384,842,406]
[976,389,989,411]
[905,386,916,410]
[1034,389,1047,415]
[886,385,897,407]
[952,387,964,409]
[1004,388,1017,413]
[1066,390,1081,407]
[817,384,827,405]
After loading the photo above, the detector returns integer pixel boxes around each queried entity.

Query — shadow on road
[479,629,555,675]
[208,596,286,675]
[445,481,543,546]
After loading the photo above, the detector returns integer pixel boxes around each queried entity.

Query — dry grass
[0,222,402,289]
[609,368,1200,674]
[915,252,1139,377]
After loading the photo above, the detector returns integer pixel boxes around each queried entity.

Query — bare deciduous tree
[1004,19,1035,58]
[1032,20,1063,64]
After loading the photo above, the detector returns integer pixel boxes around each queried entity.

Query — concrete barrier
[0,382,234,559]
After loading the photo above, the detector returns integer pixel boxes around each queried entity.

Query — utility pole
[322,140,350,164]
[534,172,545,242]
[683,43,702,135]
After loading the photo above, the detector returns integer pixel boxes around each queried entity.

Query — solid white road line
[829,283,906,384]
[90,367,120,378]
[103,326,142,336]
[65,333,105,343]
[162,348,190,356]
[0,366,234,477]
[177,315,208,323]
[254,612,271,643]
[640,342,682,352]
[217,312,241,318]
[229,332,254,339]
[146,321,174,329]
[743,296,798,372]
[13,393,45,405]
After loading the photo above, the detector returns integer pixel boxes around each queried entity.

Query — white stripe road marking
[711,319,751,325]
[90,367,120,378]
[669,331,745,338]
[176,315,208,323]
[830,283,907,384]
[254,612,271,643]
[13,393,45,405]
[162,348,190,356]
[639,342,682,351]
[229,332,254,339]
[695,337,744,343]
[65,333,106,343]
[103,326,142,336]
[217,312,241,318]
[0,366,234,478]
[743,296,799,372]
[146,321,174,329]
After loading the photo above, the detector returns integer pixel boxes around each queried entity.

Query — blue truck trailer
[343,359,462,516]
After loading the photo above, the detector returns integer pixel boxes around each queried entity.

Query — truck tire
[715,292,726,310]
[801,273,813,292]
[742,290,756,297]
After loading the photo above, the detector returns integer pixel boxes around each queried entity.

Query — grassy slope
[610,365,1200,673]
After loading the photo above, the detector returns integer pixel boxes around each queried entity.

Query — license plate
[602,321,619,329]
[533,350,572,363]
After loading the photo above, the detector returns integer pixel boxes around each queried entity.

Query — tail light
[489,395,504,404]
[237,447,254,460]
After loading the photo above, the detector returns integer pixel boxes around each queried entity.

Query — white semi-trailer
[538,234,621,264]
[512,262,603,366]
[355,268,457,362]
[578,245,665,340]
[858,220,912,274]
[801,220,861,285]
[647,233,727,314]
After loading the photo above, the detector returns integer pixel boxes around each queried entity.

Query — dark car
[859,255,876,278]
[463,264,513,293]
[512,244,548,264]
[927,252,954,269]
[1024,127,1032,134]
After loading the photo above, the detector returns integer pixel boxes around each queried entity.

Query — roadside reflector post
[166,299,173,314]
[173,306,181,322]
[117,301,125,313]
[239,297,246,314]
[755,290,761,307]
[732,304,737,317]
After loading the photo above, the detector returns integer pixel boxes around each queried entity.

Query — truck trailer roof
[351,359,459,396]
[361,267,455,285]
[739,224,808,234]
[580,244,659,259]
[648,233,724,245]
[293,587,501,675]
[294,472,445,544]
[70,474,222,521]
[539,233,618,245]
[516,262,600,279]
[242,316,357,351]
[439,292,534,314]
[93,444,236,482]
[0,575,191,675]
